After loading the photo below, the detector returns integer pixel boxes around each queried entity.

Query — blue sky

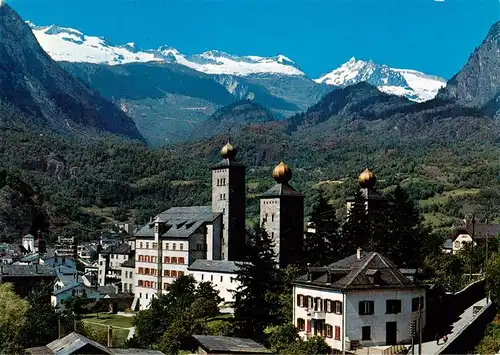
[8,0,499,79]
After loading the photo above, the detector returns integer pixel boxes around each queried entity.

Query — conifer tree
[233,225,279,341]
[304,194,342,265]
[342,189,372,253]
[385,185,426,267]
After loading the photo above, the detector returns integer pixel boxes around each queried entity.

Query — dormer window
[365,269,381,285]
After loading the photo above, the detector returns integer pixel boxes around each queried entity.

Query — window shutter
[370,301,374,314]
[297,294,301,306]
[359,301,363,314]
[335,326,341,340]
[307,320,312,333]
[322,326,327,337]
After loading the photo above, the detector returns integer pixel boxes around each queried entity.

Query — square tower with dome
[211,141,246,262]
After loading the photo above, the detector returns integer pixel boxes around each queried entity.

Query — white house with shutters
[293,249,426,352]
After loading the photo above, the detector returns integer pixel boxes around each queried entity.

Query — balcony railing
[307,309,326,320]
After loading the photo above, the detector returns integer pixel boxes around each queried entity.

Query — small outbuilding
[193,335,272,355]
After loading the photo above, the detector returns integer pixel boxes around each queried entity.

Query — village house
[293,249,426,352]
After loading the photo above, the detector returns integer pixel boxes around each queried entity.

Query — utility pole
[485,220,489,304]
[470,213,476,281]
[418,297,423,355]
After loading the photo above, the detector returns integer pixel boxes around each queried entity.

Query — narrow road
[414,298,490,355]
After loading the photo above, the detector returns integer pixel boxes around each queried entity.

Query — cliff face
[438,21,500,113]
[0,4,143,140]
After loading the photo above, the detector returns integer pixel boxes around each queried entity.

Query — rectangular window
[297,294,304,307]
[146,242,149,249]
[335,301,343,315]
[164,256,170,264]
[180,243,184,251]
[152,242,158,249]
[211,275,214,281]
[164,283,168,290]
[140,242,143,249]
[412,296,424,312]
[335,326,341,341]
[201,274,204,281]
[171,270,177,278]
[138,280,143,287]
[359,301,374,315]
[172,257,178,264]
[164,270,170,277]
[165,243,169,250]
[314,297,322,311]
[386,300,402,314]
[178,271,184,277]
[307,296,313,309]
[297,318,305,331]
[172,243,176,251]
[307,320,312,333]
[362,326,371,340]
[138,267,143,274]
[220,276,223,282]
[179,257,185,264]
[326,324,333,338]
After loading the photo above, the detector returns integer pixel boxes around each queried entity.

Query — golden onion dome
[358,168,376,188]
[272,161,292,184]
[220,142,237,159]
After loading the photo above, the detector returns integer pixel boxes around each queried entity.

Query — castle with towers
[133,140,380,309]
[133,140,305,309]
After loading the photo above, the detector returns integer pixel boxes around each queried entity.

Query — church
[133,140,304,309]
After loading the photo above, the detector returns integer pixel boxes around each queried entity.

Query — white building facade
[187,260,243,304]
[293,251,426,352]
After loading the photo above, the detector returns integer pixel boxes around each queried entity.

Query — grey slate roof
[452,221,500,240]
[295,251,417,290]
[29,332,111,355]
[100,243,132,255]
[53,281,83,296]
[121,256,135,268]
[0,264,56,277]
[111,349,165,354]
[260,183,303,198]
[135,206,219,239]
[56,266,82,286]
[193,335,271,354]
[188,259,248,274]
[211,158,245,169]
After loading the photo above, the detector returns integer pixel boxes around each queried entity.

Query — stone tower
[211,141,246,261]
[346,168,388,215]
[260,161,304,268]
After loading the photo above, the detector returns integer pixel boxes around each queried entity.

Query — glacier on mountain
[29,22,445,102]
[315,57,446,102]
[29,22,304,76]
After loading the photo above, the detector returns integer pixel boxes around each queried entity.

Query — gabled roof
[28,332,111,355]
[295,251,417,290]
[135,206,219,239]
[193,335,271,354]
[260,183,303,198]
[188,259,248,274]
[452,221,500,240]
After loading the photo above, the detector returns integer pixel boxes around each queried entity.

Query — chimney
[107,326,113,347]
[357,248,362,260]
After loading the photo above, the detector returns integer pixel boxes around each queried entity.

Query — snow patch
[28,21,305,77]
[316,58,446,102]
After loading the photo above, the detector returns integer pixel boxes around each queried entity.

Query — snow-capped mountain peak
[29,21,305,77]
[315,58,446,102]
